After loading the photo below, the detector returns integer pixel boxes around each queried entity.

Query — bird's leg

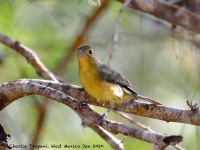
[98,100,114,121]
[110,100,114,109]
[98,108,112,121]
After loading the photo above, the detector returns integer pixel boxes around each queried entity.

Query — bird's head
[77,44,101,68]
[77,44,94,58]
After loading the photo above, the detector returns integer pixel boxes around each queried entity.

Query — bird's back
[99,64,137,96]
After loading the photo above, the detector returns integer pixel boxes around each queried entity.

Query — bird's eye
[89,50,92,54]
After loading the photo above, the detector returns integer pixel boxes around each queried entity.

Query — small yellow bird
[77,44,138,108]
[77,44,161,115]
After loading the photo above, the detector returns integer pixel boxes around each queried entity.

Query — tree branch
[0,79,183,148]
[82,118,124,150]
[4,79,198,126]
[56,0,110,75]
[117,0,200,33]
[0,33,57,81]
[0,32,59,148]
[116,112,185,150]
[0,33,119,149]
[0,124,11,150]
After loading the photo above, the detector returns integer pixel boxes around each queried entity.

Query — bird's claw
[98,108,112,123]
[77,100,88,111]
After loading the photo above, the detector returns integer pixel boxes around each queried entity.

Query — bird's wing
[99,64,137,95]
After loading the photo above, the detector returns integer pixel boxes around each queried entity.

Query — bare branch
[0,33,119,149]
[187,100,199,114]
[116,112,185,150]
[83,119,124,150]
[0,124,11,150]
[11,79,200,126]
[117,0,200,33]
[0,79,183,148]
[107,0,131,64]
[56,0,110,75]
[185,0,200,13]
[0,32,59,147]
[0,33,57,81]
[116,112,155,132]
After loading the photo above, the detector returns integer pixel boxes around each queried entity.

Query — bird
[77,44,161,116]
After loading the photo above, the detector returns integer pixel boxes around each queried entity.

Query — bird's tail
[136,94,162,105]
[125,86,161,105]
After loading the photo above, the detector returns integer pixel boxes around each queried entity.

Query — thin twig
[107,0,131,64]
[0,34,57,81]
[83,118,124,150]
[56,0,110,76]
[116,112,155,132]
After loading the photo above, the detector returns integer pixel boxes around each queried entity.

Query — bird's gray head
[77,44,94,57]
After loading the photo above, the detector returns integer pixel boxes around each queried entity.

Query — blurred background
[0,0,200,149]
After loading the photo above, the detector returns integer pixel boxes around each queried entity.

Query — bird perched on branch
[77,44,161,111]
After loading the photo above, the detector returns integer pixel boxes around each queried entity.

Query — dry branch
[117,0,200,33]
[0,79,183,148]
[0,1,198,148]
[0,33,124,149]
[0,124,11,150]
[0,34,57,81]
[108,0,131,64]
[5,79,199,126]
[116,112,185,150]
[56,0,110,75]
[0,32,59,147]
[83,119,124,150]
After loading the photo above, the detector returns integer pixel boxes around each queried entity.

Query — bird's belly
[80,71,125,102]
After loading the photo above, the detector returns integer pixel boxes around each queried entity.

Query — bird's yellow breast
[80,70,121,101]
[78,57,131,103]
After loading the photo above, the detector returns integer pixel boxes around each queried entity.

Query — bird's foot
[98,108,112,122]
[76,100,88,111]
